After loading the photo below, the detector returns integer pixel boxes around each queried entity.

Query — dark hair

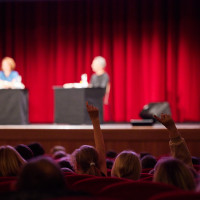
[141,155,157,169]
[106,158,114,169]
[106,150,117,159]
[140,152,151,159]
[15,144,34,161]
[192,156,200,165]
[17,156,66,192]
[53,151,67,160]
[58,158,74,171]
[28,142,45,157]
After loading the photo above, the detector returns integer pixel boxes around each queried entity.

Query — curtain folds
[0,0,199,122]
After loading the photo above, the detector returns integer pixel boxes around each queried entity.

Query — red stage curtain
[0,0,199,123]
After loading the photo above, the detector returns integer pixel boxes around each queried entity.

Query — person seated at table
[0,57,25,89]
[90,56,110,104]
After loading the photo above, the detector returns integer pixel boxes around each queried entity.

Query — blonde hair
[111,150,141,180]
[2,57,16,70]
[153,157,196,190]
[72,145,102,176]
[0,145,26,176]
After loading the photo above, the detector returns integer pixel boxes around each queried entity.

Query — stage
[0,123,200,157]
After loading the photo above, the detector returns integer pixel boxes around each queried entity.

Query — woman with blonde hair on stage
[0,57,25,89]
[71,102,107,176]
[0,145,26,176]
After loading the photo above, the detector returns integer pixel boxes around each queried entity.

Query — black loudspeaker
[140,102,171,120]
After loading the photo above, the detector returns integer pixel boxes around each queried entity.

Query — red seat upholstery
[142,168,153,173]
[193,164,200,172]
[0,180,16,193]
[50,196,116,200]
[149,190,200,200]
[65,174,95,189]
[0,176,17,182]
[99,181,180,200]
[72,176,131,195]
[139,175,153,182]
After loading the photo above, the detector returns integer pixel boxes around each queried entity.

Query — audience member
[153,114,195,190]
[192,156,200,165]
[140,152,151,159]
[57,157,74,172]
[50,145,66,155]
[111,150,141,180]
[72,145,102,176]
[141,154,157,169]
[15,144,34,161]
[53,150,67,160]
[106,158,114,169]
[71,102,107,176]
[154,114,193,167]
[17,156,65,192]
[14,156,87,200]
[0,145,26,176]
[153,157,196,190]
[106,150,117,159]
[28,142,45,157]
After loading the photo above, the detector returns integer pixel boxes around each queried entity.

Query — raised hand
[154,114,179,138]
[86,102,99,120]
[154,114,175,129]
[86,102,107,176]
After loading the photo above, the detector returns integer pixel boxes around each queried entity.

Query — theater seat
[72,176,131,195]
[65,174,95,189]
[99,181,180,200]
[149,190,200,200]
[0,181,16,193]
[0,177,17,182]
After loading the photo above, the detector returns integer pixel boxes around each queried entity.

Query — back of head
[153,157,196,190]
[15,144,34,161]
[28,142,45,157]
[141,155,157,169]
[50,145,66,155]
[17,156,65,192]
[111,150,141,180]
[92,56,106,68]
[53,150,67,160]
[0,145,26,176]
[72,145,101,176]
[2,57,16,70]
[58,158,74,171]
[106,150,117,159]
[192,156,200,165]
